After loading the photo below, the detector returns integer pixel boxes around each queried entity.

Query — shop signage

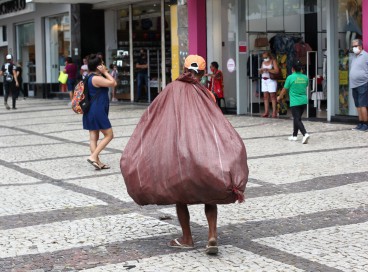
[227,58,235,73]
[239,41,247,54]
[0,0,26,15]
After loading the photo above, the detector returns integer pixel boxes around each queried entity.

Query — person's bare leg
[88,130,100,162]
[205,204,218,241]
[270,93,277,117]
[205,204,218,254]
[361,107,368,122]
[69,91,73,101]
[262,92,270,117]
[88,128,113,164]
[174,204,194,246]
[357,107,363,122]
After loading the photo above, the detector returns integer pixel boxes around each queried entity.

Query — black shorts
[352,82,368,107]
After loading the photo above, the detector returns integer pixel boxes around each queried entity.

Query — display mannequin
[345,0,362,50]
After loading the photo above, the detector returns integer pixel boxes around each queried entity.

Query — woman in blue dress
[83,54,117,170]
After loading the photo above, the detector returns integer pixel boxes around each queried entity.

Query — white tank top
[261,63,272,78]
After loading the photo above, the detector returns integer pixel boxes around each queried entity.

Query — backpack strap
[86,74,101,103]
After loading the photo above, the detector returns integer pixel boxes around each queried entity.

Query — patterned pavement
[0,98,367,272]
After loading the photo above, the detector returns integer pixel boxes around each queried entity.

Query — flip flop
[99,164,110,170]
[205,238,218,255]
[167,238,194,249]
[87,159,101,170]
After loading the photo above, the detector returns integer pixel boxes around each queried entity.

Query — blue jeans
[137,72,148,100]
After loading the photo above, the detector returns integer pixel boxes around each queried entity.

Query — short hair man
[0,54,19,110]
[349,39,368,131]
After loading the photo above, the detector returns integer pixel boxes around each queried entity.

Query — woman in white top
[259,51,279,118]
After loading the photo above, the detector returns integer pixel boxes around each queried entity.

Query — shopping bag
[58,71,68,84]
[120,73,248,206]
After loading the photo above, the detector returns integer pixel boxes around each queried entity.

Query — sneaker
[67,102,72,107]
[4,103,10,110]
[112,98,118,102]
[288,136,298,141]
[12,107,17,110]
[352,124,363,131]
[357,124,368,132]
[302,133,310,144]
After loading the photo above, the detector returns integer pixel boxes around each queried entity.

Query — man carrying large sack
[121,55,248,255]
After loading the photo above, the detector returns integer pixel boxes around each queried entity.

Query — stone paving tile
[1,99,368,271]
[249,147,368,184]
[65,174,133,203]
[0,134,62,147]
[0,127,27,136]
[0,213,179,259]
[0,165,41,184]
[16,153,121,180]
[245,130,368,158]
[0,143,90,163]
[160,181,368,227]
[0,183,107,216]
[254,221,368,272]
[84,245,303,272]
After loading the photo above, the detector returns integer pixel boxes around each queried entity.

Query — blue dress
[82,75,111,130]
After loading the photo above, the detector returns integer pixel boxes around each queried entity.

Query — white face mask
[263,58,270,62]
[352,47,361,55]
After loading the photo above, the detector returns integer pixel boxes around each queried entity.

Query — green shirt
[284,72,308,107]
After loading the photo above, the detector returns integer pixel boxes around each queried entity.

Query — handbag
[254,34,269,47]
[58,71,68,84]
[269,70,283,80]
[269,62,283,80]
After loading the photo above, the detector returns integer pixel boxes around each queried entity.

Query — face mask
[264,58,270,62]
[352,47,361,54]
[210,68,215,72]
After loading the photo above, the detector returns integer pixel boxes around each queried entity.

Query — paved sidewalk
[0,99,367,272]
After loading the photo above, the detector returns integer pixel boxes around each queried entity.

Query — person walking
[0,54,19,110]
[15,61,25,100]
[205,61,224,107]
[63,57,77,106]
[259,51,279,118]
[135,49,148,102]
[83,54,116,170]
[349,39,368,131]
[277,60,310,144]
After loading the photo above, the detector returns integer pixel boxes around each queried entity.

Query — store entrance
[245,0,327,120]
[113,1,171,102]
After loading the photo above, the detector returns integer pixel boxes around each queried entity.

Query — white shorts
[261,78,277,93]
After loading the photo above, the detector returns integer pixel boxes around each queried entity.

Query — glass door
[45,14,70,91]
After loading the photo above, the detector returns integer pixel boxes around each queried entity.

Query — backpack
[71,75,100,114]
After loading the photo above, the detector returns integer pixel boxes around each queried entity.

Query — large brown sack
[120,73,248,205]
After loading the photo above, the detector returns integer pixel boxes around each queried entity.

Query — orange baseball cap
[184,55,206,72]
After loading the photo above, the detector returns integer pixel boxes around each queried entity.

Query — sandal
[99,164,110,170]
[205,238,218,255]
[167,238,194,249]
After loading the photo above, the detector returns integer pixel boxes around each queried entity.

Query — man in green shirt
[277,60,310,144]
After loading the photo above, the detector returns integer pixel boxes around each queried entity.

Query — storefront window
[337,0,362,116]
[115,1,171,102]
[45,14,70,91]
[16,22,35,85]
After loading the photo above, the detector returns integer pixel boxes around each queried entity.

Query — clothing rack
[306,51,318,118]
[248,50,266,116]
